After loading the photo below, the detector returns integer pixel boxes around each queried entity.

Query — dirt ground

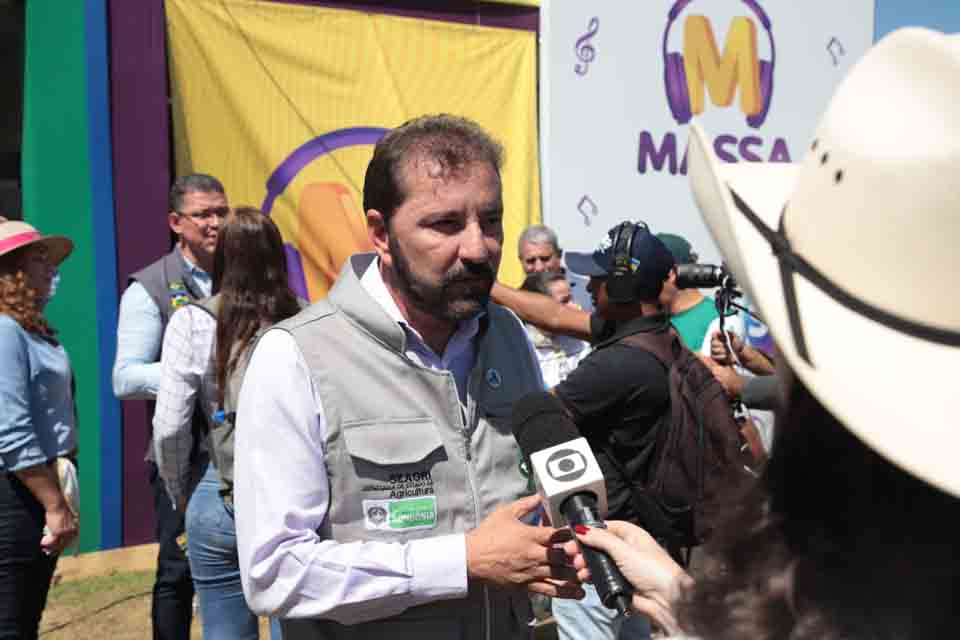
[39,570,269,639]
[40,569,557,639]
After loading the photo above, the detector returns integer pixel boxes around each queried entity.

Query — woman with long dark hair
[0,218,79,638]
[154,206,300,639]
[564,28,960,639]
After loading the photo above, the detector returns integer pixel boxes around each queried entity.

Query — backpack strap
[600,328,696,564]
[188,294,221,321]
[619,327,682,369]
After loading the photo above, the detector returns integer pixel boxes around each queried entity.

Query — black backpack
[607,329,753,554]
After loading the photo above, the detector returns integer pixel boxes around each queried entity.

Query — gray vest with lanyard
[275,253,541,640]
[130,248,209,463]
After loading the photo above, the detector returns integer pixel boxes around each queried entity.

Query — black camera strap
[728,188,960,365]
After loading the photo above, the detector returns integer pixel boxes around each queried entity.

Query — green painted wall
[21,1,103,553]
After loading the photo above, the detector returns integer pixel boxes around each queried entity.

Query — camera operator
[545,220,680,640]
[668,261,774,457]
[492,233,727,349]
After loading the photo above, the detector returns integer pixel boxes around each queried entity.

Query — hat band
[728,187,960,364]
[0,230,42,255]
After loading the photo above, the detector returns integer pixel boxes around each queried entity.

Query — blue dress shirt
[0,315,77,472]
[113,250,211,400]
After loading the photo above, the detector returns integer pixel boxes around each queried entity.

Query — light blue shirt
[0,315,77,472]
[112,250,211,400]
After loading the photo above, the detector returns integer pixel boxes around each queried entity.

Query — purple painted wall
[109,0,170,545]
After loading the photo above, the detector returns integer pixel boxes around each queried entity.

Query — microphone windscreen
[511,391,581,459]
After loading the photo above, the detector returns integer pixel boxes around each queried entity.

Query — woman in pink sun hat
[0,217,79,637]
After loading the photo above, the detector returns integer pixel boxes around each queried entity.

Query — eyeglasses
[177,206,230,224]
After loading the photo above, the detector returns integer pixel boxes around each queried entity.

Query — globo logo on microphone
[546,449,589,482]
[530,436,608,527]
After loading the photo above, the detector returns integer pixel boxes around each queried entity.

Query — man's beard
[389,234,496,322]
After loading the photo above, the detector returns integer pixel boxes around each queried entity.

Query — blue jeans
[0,472,58,640]
[552,584,651,640]
[186,466,281,640]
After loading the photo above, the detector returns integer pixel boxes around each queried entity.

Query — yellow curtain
[167,0,540,297]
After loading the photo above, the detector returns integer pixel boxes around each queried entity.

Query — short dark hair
[362,114,504,226]
[169,173,225,212]
[520,270,567,297]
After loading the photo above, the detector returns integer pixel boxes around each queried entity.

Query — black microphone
[512,391,634,616]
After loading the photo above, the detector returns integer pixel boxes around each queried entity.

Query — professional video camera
[675,263,736,291]
[674,262,760,354]
[675,263,767,471]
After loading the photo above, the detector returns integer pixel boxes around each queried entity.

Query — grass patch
[41,570,154,638]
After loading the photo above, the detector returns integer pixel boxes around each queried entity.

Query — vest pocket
[342,418,444,465]
[339,418,448,535]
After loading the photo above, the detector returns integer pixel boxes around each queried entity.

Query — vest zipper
[462,373,489,638]
[484,585,492,640]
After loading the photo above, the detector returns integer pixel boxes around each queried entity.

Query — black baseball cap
[565,221,676,285]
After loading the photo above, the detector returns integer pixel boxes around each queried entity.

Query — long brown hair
[213,207,300,405]
[678,376,960,638]
[0,247,53,336]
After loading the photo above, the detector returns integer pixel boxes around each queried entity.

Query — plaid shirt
[153,304,218,507]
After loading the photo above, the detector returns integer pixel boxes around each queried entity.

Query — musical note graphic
[827,37,845,66]
[577,195,599,225]
[574,17,600,76]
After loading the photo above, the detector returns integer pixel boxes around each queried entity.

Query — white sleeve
[234,329,468,623]
[699,313,746,358]
[152,307,202,506]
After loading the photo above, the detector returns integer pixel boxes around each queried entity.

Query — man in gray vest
[113,173,228,640]
[234,115,582,639]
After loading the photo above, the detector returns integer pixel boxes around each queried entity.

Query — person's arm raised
[490,282,592,342]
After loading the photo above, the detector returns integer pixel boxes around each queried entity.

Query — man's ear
[367,209,391,267]
[168,211,183,236]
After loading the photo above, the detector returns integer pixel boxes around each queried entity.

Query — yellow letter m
[683,15,762,117]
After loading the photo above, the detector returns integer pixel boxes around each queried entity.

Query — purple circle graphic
[261,127,388,299]
[261,126,388,214]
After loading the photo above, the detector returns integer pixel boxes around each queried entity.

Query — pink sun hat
[0,218,73,266]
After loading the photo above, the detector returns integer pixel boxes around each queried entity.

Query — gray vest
[130,248,210,464]
[195,294,306,502]
[276,253,541,640]
[130,248,207,330]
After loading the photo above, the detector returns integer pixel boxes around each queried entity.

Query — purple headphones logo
[261,127,388,299]
[663,0,775,128]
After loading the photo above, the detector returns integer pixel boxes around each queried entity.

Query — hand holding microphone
[464,494,584,600]
[562,521,691,635]
[512,392,635,616]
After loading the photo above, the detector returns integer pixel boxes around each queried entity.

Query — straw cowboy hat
[687,28,960,498]
[0,218,73,266]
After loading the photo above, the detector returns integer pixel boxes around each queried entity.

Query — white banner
[540,0,875,264]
